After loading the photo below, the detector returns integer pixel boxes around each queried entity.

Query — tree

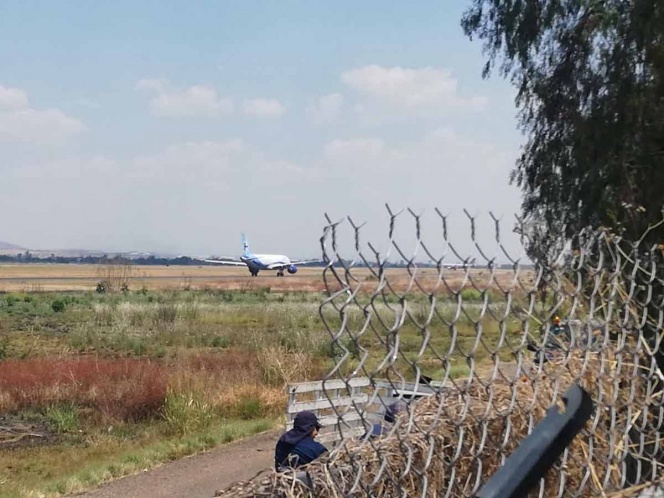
[461,1,664,484]
[95,257,136,293]
[462,0,664,248]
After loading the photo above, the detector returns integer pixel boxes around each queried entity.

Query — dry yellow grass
[0,264,535,294]
[216,349,663,498]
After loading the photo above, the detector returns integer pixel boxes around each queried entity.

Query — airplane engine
[287,265,298,274]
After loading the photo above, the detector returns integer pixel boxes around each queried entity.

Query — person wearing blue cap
[275,411,328,470]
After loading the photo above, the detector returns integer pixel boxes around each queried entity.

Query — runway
[0,264,531,294]
[0,274,311,281]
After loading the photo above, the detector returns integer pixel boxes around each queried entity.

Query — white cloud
[242,98,286,118]
[0,85,30,110]
[322,138,385,165]
[136,79,233,118]
[306,93,344,123]
[316,128,521,260]
[0,85,86,144]
[132,140,245,178]
[14,155,118,179]
[341,65,487,114]
[73,98,102,109]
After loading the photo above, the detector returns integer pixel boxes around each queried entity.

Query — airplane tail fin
[241,233,251,257]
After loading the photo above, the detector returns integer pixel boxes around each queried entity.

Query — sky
[0,1,528,263]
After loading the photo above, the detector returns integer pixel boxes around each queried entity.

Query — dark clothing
[275,436,327,470]
[280,411,321,447]
[368,421,390,438]
[275,411,327,470]
[364,401,407,439]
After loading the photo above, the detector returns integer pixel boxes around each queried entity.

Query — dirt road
[74,430,279,498]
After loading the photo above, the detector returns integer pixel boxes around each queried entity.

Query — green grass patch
[45,403,79,434]
[0,418,276,498]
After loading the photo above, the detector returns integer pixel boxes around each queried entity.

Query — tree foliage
[462,0,664,249]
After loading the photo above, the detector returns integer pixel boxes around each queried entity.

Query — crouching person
[275,411,328,471]
[365,400,407,439]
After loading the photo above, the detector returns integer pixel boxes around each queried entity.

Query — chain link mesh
[217,206,664,498]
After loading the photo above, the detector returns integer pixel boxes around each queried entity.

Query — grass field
[0,264,542,497]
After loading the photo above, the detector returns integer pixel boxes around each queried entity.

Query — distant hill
[0,241,24,250]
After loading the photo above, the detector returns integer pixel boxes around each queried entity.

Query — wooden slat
[375,380,446,397]
[287,377,371,394]
[286,394,369,414]
[317,426,368,444]
[286,411,365,429]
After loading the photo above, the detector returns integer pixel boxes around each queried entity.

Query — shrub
[0,358,168,421]
[51,299,66,313]
[0,337,9,360]
[154,303,177,325]
[235,396,263,420]
[162,389,215,436]
[460,288,484,303]
[257,345,316,387]
[210,336,229,348]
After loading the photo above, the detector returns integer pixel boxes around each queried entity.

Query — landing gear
[249,269,259,277]
[277,270,284,277]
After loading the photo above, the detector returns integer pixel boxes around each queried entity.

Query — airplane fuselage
[241,253,295,276]
[241,254,291,269]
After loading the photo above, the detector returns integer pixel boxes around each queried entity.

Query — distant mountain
[0,241,24,250]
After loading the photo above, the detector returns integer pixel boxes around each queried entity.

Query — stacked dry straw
[216,348,662,498]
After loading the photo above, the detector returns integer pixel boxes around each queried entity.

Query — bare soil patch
[0,414,58,450]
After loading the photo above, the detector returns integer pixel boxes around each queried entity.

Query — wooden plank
[287,394,369,414]
[286,411,364,429]
[374,380,446,397]
[286,377,371,394]
[317,426,368,444]
[286,410,383,429]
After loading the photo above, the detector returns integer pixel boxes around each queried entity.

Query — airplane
[443,257,477,270]
[203,233,321,277]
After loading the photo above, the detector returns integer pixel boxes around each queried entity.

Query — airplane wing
[202,259,247,266]
[266,260,323,270]
[290,260,323,266]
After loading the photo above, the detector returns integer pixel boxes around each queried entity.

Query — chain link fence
[217,206,664,497]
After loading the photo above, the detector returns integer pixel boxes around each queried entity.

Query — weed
[154,303,177,325]
[257,345,316,386]
[460,288,484,303]
[51,299,66,313]
[162,389,215,436]
[234,396,263,420]
[46,402,79,433]
[0,336,9,360]
[0,358,168,421]
[210,335,229,348]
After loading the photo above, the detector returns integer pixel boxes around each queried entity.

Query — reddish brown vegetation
[0,349,320,423]
[180,350,261,383]
[0,358,168,421]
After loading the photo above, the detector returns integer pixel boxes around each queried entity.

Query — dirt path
[74,430,279,498]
